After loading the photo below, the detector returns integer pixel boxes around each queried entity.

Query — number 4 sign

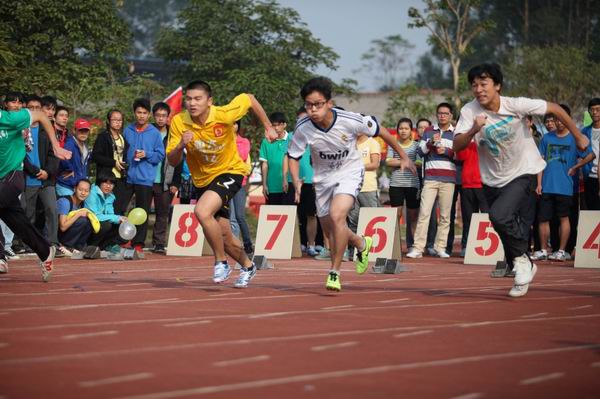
[167,205,213,256]
[356,207,401,262]
[254,205,302,259]
[574,210,600,269]
[464,213,505,265]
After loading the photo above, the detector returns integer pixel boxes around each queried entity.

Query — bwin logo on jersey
[319,149,349,160]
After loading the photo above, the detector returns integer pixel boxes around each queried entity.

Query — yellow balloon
[128,207,147,225]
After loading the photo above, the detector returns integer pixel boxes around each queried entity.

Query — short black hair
[269,112,287,124]
[185,80,212,97]
[436,102,454,114]
[55,105,69,115]
[543,113,555,122]
[467,63,503,87]
[588,98,600,110]
[41,95,57,110]
[296,106,307,116]
[96,173,116,185]
[152,102,171,115]
[133,98,151,113]
[4,91,23,103]
[416,118,432,127]
[396,117,413,131]
[76,178,92,188]
[25,94,42,105]
[559,103,571,116]
[300,77,333,101]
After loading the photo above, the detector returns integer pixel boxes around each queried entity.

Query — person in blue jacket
[56,118,92,196]
[122,98,165,256]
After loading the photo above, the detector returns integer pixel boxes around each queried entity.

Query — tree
[358,35,414,92]
[0,0,131,95]
[413,52,452,89]
[408,0,493,108]
[504,46,600,119]
[383,84,440,127]
[155,0,344,139]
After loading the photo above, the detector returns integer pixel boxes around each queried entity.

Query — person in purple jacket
[122,98,165,256]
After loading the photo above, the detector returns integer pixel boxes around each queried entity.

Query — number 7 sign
[254,205,302,259]
[464,213,505,265]
[575,210,600,268]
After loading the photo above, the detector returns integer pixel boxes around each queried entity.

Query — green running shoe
[326,271,341,291]
[355,236,372,274]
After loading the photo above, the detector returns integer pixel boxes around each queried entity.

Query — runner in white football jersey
[288,77,415,291]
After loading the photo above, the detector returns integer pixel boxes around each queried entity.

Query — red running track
[0,254,599,399]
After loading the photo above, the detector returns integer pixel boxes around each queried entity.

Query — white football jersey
[287,109,379,184]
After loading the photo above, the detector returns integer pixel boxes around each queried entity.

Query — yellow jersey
[167,94,252,188]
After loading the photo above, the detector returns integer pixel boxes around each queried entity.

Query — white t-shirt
[287,109,379,184]
[589,127,600,178]
[454,96,547,188]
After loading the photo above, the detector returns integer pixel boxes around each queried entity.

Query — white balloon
[119,221,137,240]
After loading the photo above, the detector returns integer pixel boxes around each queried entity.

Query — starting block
[253,255,274,270]
[490,260,514,278]
[372,258,406,274]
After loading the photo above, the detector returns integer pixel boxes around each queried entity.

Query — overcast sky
[276,0,431,92]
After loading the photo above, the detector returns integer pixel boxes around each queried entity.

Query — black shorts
[389,186,420,209]
[298,183,317,217]
[194,173,243,219]
[538,193,572,222]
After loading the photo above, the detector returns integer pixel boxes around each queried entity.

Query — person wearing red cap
[56,118,92,198]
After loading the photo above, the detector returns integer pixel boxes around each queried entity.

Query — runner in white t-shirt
[453,63,588,298]
[287,77,415,292]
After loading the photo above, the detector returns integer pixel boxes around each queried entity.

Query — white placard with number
[167,205,213,256]
[574,210,600,269]
[254,205,302,259]
[464,213,505,265]
[356,207,402,262]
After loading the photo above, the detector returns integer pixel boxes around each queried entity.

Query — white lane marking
[569,305,592,310]
[49,288,79,292]
[62,330,118,340]
[248,312,289,319]
[209,292,242,297]
[320,305,354,310]
[378,298,410,303]
[164,320,212,328]
[112,344,599,399]
[373,278,400,282]
[519,372,564,385]
[0,343,8,348]
[141,298,180,304]
[520,313,548,318]
[0,312,10,316]
[79,372,154,388]
[393,330,434,339]
[213,355,270,367]
[591,361,600,367]
[311,341,357,352]
[451,394,483,399]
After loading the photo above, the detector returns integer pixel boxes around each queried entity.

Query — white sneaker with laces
[0,259,8,274]
[552,250,567,262]
[513,254,537,286]
[234,266,257,288]
[530,249,547,261]
[39,245,56,282]
[5,248,20,260]
[406,248,423,259]
[509,282,530,297]
[213,262,231,283]
[56,245,73,257]
[436,250,450,258]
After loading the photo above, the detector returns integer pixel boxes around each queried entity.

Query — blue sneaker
[234,265,257,288]
[213,262,231,283]
[306,246,319,257]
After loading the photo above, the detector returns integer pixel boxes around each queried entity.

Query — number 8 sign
[254,205,302,259]
[464,213,504,265]
[167,205,213,256]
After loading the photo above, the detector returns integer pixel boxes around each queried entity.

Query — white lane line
[49,288,79,292]
[209,292,243,297]
[321,305,354,310]
[554,279,574,283]
[393,330,434,339]
[591,361,600,367]
[164,320,212,328]
[311,341,357,352]
[373,278,400,282]
[141,298,180,304]
[116,283,152,287]
[520,312,548,318]
[213,355,270,367]
[519,372,564,385]
[62,330,118,340]
[79,372,154,388]
[451,393,483,399]
[112,344,600,399]
[248,312,289,319]
[0,343,8,348]
[378,298,410,303]
[569,305,592,310]
[0,312,10,316]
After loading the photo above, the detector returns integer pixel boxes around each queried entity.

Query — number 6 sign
[464,213,505,265]
[356,207,401,262]
[574,210,600,268]
[254,205,302,259]
[167,205,213,256]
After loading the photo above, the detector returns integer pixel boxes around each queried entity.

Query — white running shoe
[509,283,530,298]
[213,262,231,283]
[436,250,451,258]
[234,266,257,288]
[530,249,547,261]
[39,245,56,282]
[56,245,73,257]
[406,248,423,259]
[551,250,567,262]
[513,254,537,286]
[0,259,8,274]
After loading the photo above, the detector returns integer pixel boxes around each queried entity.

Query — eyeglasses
[437,112,451,116]
[304,101,327,110]
[590,107,600,114]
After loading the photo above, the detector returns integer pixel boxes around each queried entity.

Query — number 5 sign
[574,210,600,268]
[464,213,504,265]
[167,205,213,256]
[254,205,302,259]
[356,207,401,262]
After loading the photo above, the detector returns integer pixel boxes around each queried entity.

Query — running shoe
[39,245,56,282]
[234,265,257,288]
[551,250,567,262]
[306,246,319,257]
[530,249,547,261]
[0,259,8,274]
[436,250,451,258]
[213,262,231,283]
[513,254,537,286]
[406,248,423,258]
[55,245,72,258]
[315,247,331,260]
[355,236,373,274]
[509,282,531,298]
[5,247,20,260]
[326,271,341,291]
